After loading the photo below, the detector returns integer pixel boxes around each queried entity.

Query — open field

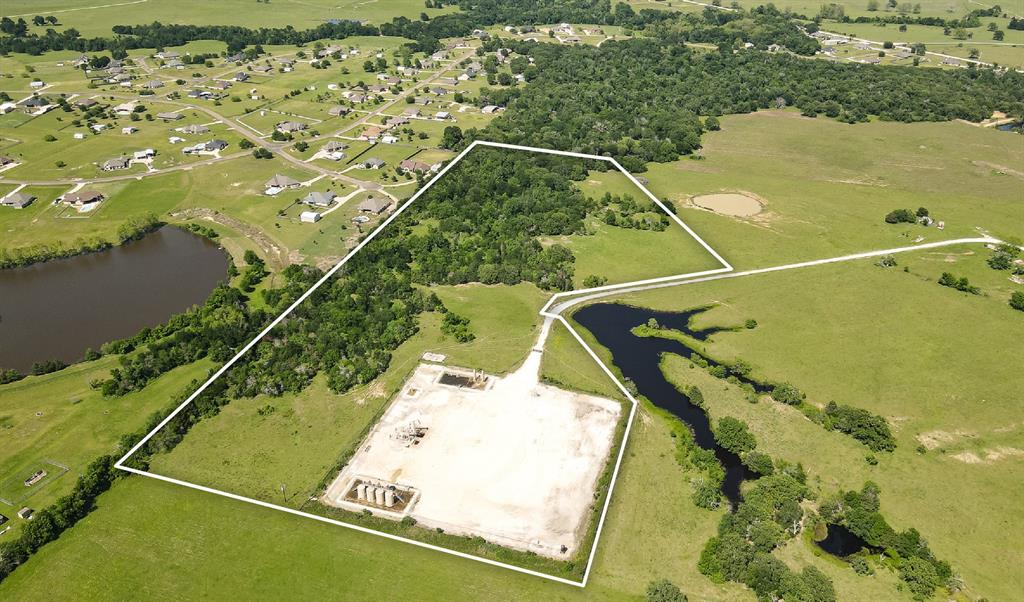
[643,111,1024,270]
[0,0,461,36]
[822,18,1024,68]
[612,245,1024,601]
[0,355,214,538]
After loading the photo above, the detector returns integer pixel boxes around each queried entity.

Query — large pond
[0,226,229,373]
[575,303,767,507]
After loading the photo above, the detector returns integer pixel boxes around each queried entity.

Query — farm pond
[0,226,229,373]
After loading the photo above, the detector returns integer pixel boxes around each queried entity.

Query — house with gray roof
[302,191,336,207]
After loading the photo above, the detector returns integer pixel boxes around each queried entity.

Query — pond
[574,302,767,507]
[0,226,229,374]
[816,523,873,558]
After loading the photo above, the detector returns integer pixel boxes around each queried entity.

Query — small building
[300,211,321,223]
[91,123,108,133]
[481,105,501,114]
[73,132,86,140]
[156,112,183,121]
[30,80,45,89]
[63,190,105,206]
[101,156,131,171]
[276,121,308,133]
[358,197,391,214]
[434,111,451,121]
[168,136,185,144]
[362,157,385,169]
[399,159,431,173]
[1,192,35,209]
[17,508,33,520]
[178,124,210,135]
[155,51,179,60]
[381,134,398,144]
[265,174,301,189]
[133,148,155,161]
[122,126,138,134]
[302,191,336,207]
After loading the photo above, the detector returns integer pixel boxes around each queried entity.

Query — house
[0,156,15,167]
[63,190,104,206]
[429,87,449,96]
[75,98,98,109]
[300,210,321,223]
[225,53,246,63]
[402,107,421,117]
[457,69,476,81]
[399,159,432,173]
[210,80,232,90]
[133,149,155,161]
[367,84,389,94]
[155,51,179,60]
[101,156,130,171]
[91,123,108,133]
[446,38,468,49]
[252,64,273,73]
[122,126,138,134]
[265,174,301,189]
[413,96,432,105]
[276,121,308,133]
[22,96,50,112]
[436,77,458,86]
[358,197,391,214]
[235,72,249,82]
[434,111,451,121]
[397,66,418,76]
[72,54,89,67]
[302,191,336,207]
[0,101,16,113]
[187,89,215,100]
[113,100,137,114]
[362,157,385,169]
[379,75,400,85]
[323,141,348,153]
[178,124,210,135]
[157,111,183,121]
[144,80,164,89]
[385,116,409,128]
[431,50,449,61]
[203,139,228,151]
[346,92,368,103]
[166,58,184,69]
[30,80,45,89]
[360,126,383,141]
[481,105,502,114]
[381,134,399,144]
[1,192,34,208]
[941,57,961,66]
[562,36,581,44]
[168,136,186,144]
[277,58,295,67]
[328,105,351,117]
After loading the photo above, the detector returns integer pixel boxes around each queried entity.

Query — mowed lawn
[0,355,214,538]
[0,397,759,601]
[614,246,1024,601]
[642,111,1024,270]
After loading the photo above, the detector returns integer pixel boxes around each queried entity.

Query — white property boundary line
[115,140,732,588]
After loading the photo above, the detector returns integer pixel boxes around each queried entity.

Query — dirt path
[171,207,290,269]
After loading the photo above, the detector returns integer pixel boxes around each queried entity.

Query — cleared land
[691,192,763,216]
[325,355,621,558]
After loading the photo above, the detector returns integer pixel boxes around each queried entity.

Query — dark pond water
[574,303,769,507]
[0,226,229,373]
[816,523,872,558]
[996,121,1022,132]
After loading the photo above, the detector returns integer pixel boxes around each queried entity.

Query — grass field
[1,0,461,37]
[611,245,1024,601]
[643,111,1024,271]
[0,355,214,538]
[822,17,1024,68]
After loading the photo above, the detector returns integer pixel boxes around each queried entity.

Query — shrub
[884,208,916,224]
[1011,291,1024,312]
[771,382,804,405]
[714,416,756,454]
[646,579,688,602]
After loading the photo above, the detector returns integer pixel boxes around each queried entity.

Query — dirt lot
[323,342,622,558]
[691,192,764,216]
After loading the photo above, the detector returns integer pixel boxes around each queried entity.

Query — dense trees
[823,401,896,451]
[938,271,981,294]
[482,34,1023,169]
[646,579,688,602]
